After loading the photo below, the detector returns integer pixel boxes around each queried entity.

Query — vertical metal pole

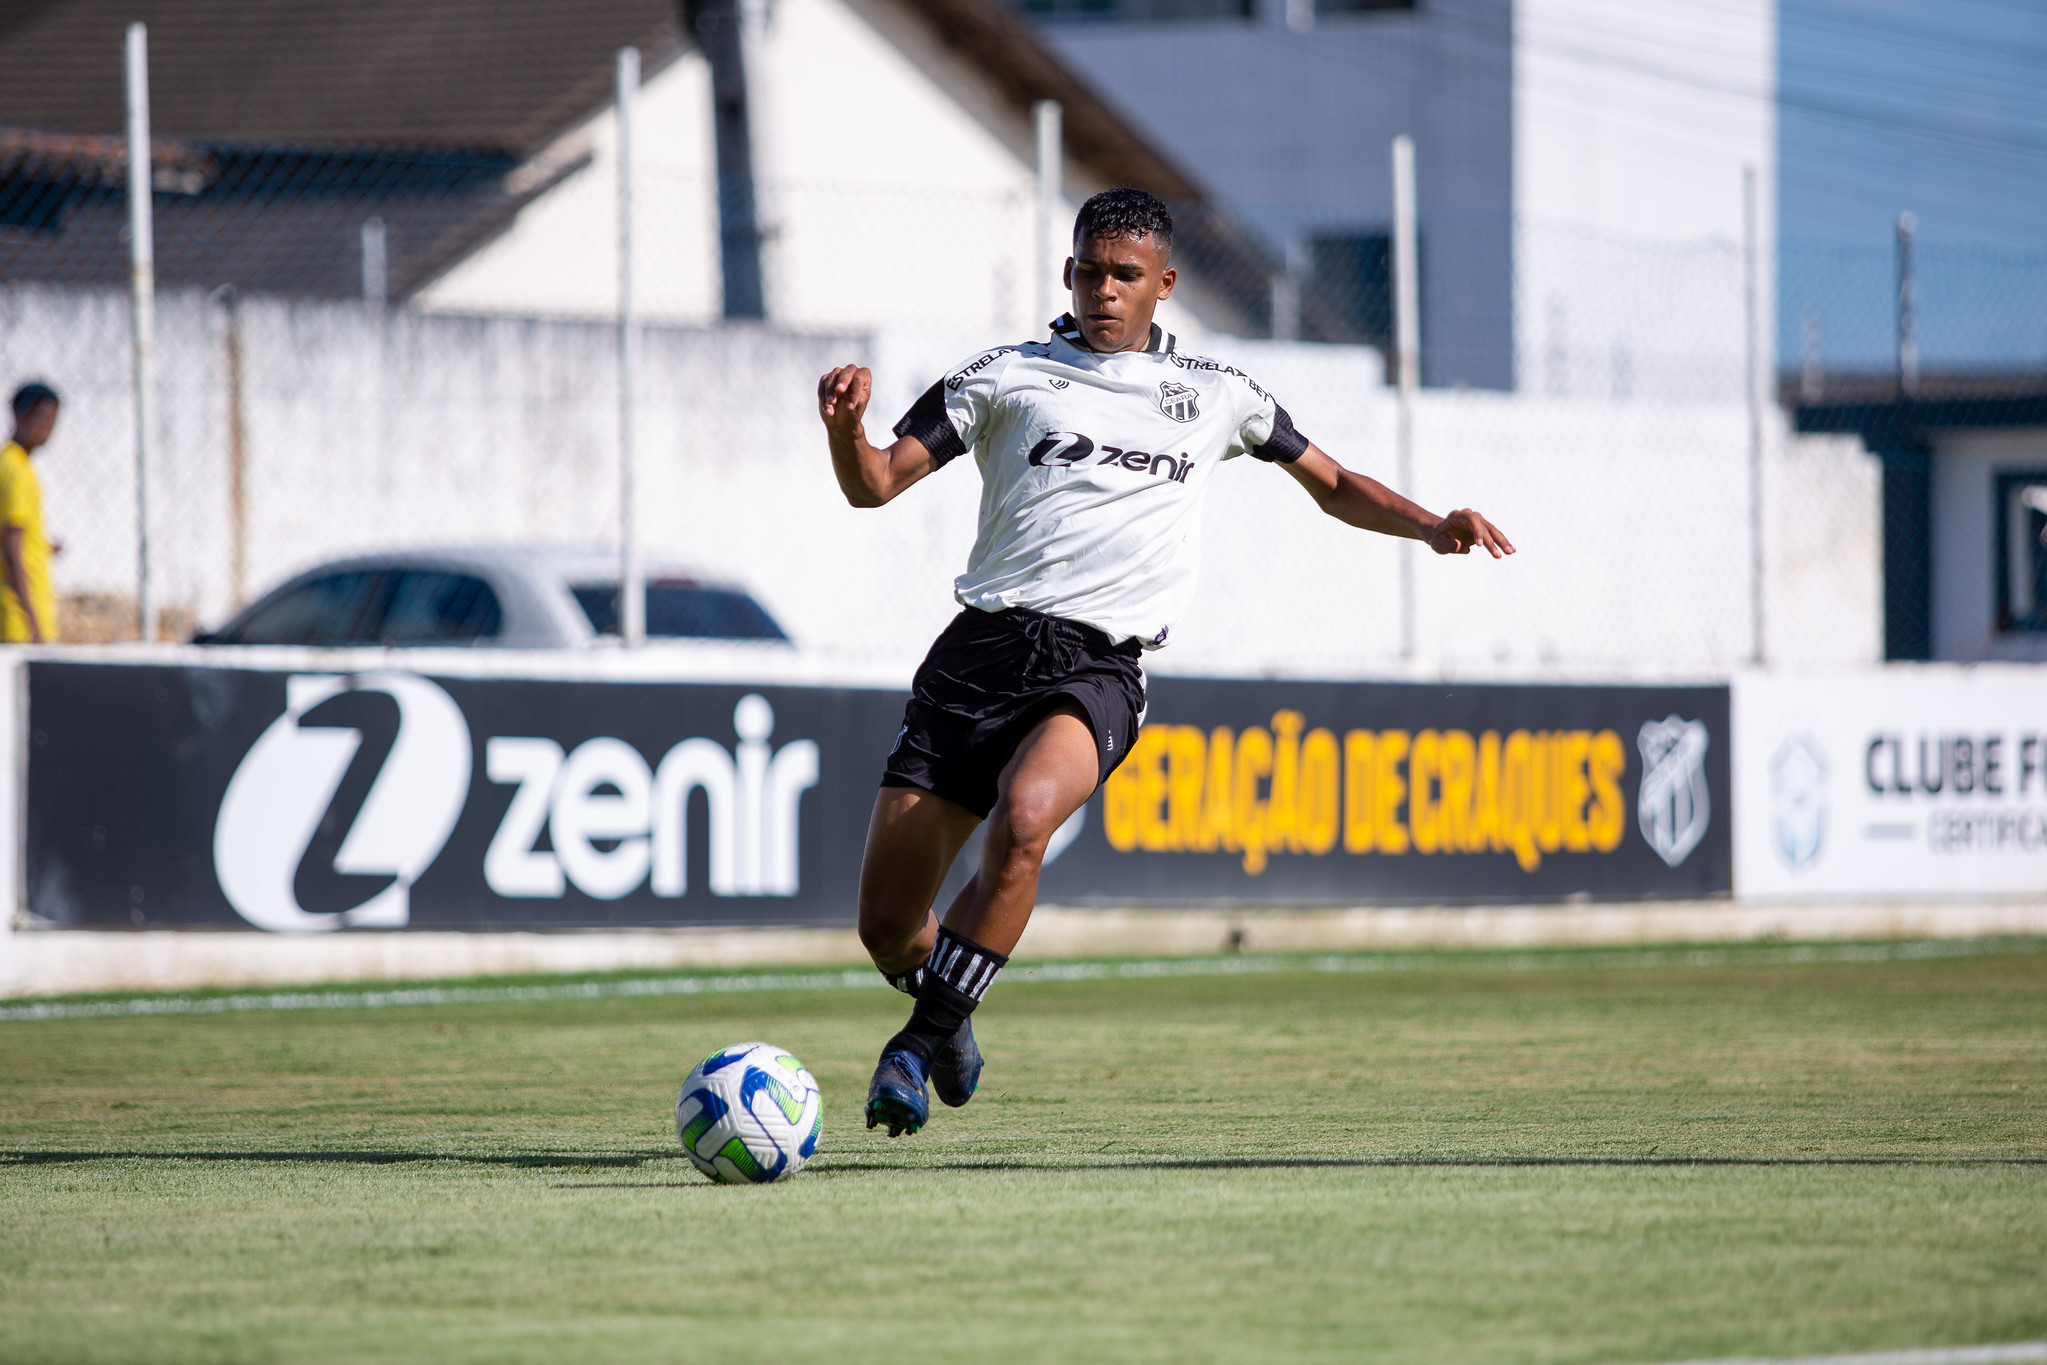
[1391,134,1419,665]
[1895,211,1918,399]
[219,291,250,611]
[361,217,388,310]
[1034,100,1062,328]
[1800,304,1823,403]
[617,47,644,648]
[125,22,157,642]
[1744,165,1765,665]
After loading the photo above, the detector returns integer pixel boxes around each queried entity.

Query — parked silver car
[193,546,790,648]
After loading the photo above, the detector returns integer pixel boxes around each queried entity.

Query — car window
[224,571,389,645]
[572,582,788,641]
[378,571,502,644]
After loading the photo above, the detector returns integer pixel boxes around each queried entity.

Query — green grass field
[3,943,2044,1364]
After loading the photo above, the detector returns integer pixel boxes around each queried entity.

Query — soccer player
[817,189,1513,1136]
[1,382,62,645]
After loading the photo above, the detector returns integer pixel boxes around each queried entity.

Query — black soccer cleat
[929,1017,983,1109]
[865,1048,930,1137]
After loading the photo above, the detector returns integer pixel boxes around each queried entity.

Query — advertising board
[25,662,1731,932]
[1735,669,2047,899]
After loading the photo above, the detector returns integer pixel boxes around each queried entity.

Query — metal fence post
[1744,164,1765,665]
[1035,101,1062,329]
[617,46,644,648]
[125,22,157,642]
[1392,134,1419,665]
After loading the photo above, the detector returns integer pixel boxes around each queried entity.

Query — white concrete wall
[1932,429,2047,664]
[5,283,1875,677]
[1514,0,1776,398]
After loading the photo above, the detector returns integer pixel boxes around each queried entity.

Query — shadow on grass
[810,1155,2047,1175]
[0,1149,679,1169]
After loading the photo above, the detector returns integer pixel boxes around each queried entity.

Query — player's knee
[855,896,921,959]
[988,787,1066,867]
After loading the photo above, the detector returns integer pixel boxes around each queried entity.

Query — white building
[1027,0,1776,397]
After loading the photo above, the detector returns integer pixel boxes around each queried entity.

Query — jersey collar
[1049,314,1177,356]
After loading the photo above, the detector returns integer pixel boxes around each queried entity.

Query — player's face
[13,400,57,451]
[1064,233,1176,353]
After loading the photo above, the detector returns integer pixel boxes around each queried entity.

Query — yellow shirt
[0,441,57,642]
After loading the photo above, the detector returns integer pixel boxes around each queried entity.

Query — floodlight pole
[1744,164,1765,665]
[1391,134,1419,666]
[361,217,388,311]
[125,22,157,642]
[1034,101,1062,329]
[617,47,645,648]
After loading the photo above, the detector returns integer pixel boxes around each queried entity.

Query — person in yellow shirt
[1,382,61,644]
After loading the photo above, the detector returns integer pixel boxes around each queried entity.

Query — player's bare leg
[855,787,980,989]
[939,701,1100,956]
[866,702,1103,1135]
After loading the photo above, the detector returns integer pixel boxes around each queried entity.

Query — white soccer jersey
[892,315,1311,649]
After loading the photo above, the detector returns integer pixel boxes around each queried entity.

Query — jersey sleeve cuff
[1248,404,1311,464]
[892,380,968,467]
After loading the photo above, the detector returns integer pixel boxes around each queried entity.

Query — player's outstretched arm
[1282,444,1515,558]
[818,364,942,508]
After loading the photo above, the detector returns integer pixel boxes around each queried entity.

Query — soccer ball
[674,1042,823,1184]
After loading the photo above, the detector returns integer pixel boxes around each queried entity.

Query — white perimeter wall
[3,284,1876,677]
[1514,0,1776,398]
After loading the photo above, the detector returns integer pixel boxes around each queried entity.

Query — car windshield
[573,581,788,642]
[219,569,501,646]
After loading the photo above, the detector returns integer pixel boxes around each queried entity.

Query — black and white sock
[886,926,1008,1064]
[882,964,924,997]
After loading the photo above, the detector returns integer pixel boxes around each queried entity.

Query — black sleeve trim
[1248,403,1311,464]
[892,380,967,467]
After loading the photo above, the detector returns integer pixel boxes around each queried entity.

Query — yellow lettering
[1298,728,1340,854]
[1234,727,1273,875]
[1266,710,1304,854]
[1409,729,1440,854]
[1166,726,1208,852]
[1200,727,1236,853]
[1531,732,1560,855]
[1502,729,1541,872]
[1375,730,1410,855]
[1559,730,1591,853]
[1588,729,1625,852]
[1133,727,1173,852]
[1439,729,1475,854]
[1343,730,1375,853]
[1470,731,1502,853]
[1103,740,1141,852]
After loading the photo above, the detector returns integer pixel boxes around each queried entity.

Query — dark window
[377,571,503,644]
[1309,231,1395,346]
[1017,0,1252,20]
[223,571,390,645]
[1995,471,2047,633]
[573,581,789,642]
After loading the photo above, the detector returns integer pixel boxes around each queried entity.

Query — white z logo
[213,674,471,933]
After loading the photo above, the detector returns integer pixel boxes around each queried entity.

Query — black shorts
[881,606,1147,819]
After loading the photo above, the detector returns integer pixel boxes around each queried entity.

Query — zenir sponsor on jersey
[1026,431,1192,483]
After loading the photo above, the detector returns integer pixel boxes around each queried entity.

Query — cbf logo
[1637,714,1711,868]
[213,677,819,932]
[1158,381,1199,423]
[1769,734,1827,871]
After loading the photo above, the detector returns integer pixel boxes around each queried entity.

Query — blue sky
[1779,0,2047,368]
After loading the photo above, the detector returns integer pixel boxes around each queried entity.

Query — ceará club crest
[1158,381,1199,423]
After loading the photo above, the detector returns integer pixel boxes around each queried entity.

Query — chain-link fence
[4,105,2042,670]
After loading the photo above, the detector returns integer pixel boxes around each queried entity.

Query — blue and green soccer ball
[675,1042,823,1183]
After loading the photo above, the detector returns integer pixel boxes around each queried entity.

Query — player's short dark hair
[10,382,59,418]
[1072,189,1174,254]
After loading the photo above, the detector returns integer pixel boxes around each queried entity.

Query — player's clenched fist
[817,365,871,432]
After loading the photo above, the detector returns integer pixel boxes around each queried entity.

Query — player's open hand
[817,365,872,435]
[1428,508,1514,558]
